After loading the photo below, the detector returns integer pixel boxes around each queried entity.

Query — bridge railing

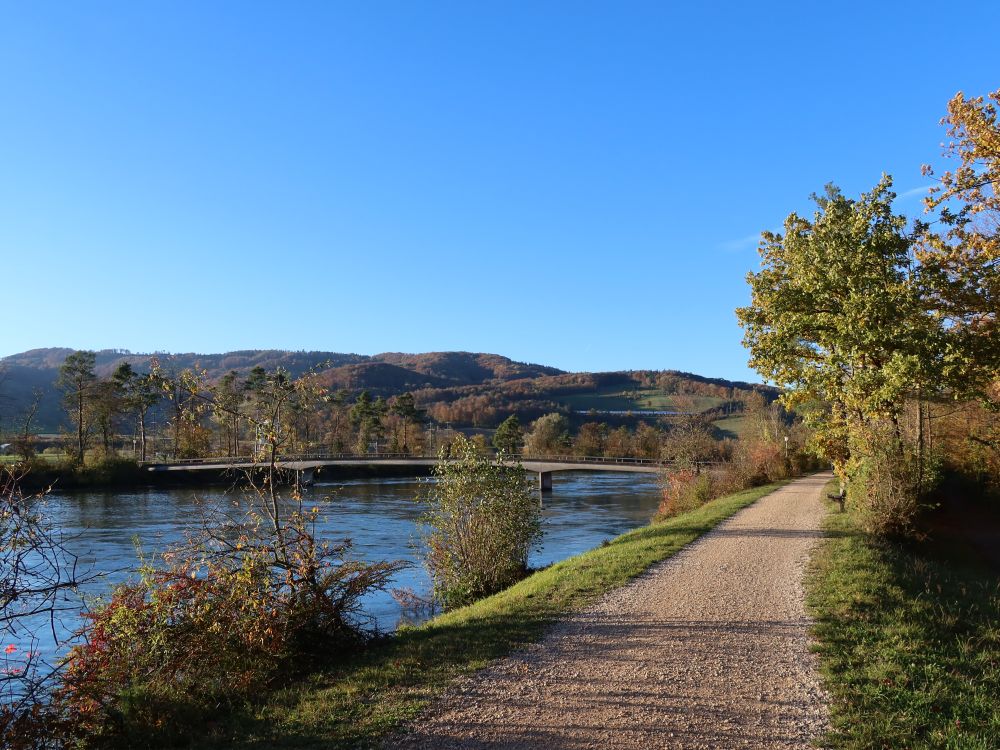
[143,452,720,470]
[141,452,422,467]
[507,454,662,466]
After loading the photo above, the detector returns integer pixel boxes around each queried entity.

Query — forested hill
[5,348,567,380]
[0,348,772,433]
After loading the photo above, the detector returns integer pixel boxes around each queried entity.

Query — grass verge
[806,483,1000,749]
[192,480,790,749]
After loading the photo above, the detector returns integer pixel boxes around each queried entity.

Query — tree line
[28,352,769,467]
[738,89,1000,535]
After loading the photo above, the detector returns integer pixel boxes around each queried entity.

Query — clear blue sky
[2,2,997,382]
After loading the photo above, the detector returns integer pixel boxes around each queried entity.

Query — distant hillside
[373,352,562,383]
[0,348,772,434]
[1,348,368,380]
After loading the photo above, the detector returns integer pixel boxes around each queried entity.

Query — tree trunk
[77,389,85,463]
[173,396,181,459]
[916,396,925,495]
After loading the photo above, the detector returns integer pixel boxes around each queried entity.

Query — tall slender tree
[112,362,161,462]
[350,391,386,453]
[56,351,97,464]
[390,392,425,453]
[90,379,123,458]
[211,370,246,457]
[492,414,523,455]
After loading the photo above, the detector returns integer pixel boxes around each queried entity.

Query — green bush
[420,436,542,609]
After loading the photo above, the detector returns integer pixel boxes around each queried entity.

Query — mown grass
[176,480,789,749]
[807,484,1000,749]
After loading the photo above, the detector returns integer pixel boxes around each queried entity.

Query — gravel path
[387,472,833,749]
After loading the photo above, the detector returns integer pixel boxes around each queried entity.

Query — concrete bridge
[144,453,680,492]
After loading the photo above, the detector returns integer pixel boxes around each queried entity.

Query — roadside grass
[558,386,724,414]
[182,480,789,749]
[807,484,1000,749]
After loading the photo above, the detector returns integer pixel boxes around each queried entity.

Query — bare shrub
[656,469,715,520]
[848,423,923,537]
[657,434,809,521]
[55,483,407,744]
[1,468,91,748]
[659,417,718,466]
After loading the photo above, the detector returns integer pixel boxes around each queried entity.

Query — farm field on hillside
[557,387,726,414]
[712,416,751,439]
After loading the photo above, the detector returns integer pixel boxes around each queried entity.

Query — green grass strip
[806,485,1000,749]
[194,480,788,749]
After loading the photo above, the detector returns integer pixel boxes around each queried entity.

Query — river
[16,471,662,666]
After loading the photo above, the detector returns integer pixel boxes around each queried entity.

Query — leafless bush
[1,468,92,746]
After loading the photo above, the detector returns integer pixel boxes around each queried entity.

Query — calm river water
[21,471,661,663]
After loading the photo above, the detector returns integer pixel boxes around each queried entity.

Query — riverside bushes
[657,460,784,521]
[54,490,407,746]
[1,469,92,749]
[421,435,542,609]
[846,423,928,537]
[656,433,816,521]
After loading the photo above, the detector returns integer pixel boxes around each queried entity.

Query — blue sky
[2,2,997,382]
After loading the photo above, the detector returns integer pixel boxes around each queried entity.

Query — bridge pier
[295,468,315,490]
[538,471,553,493]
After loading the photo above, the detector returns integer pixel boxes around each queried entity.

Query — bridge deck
[145,455,668,475]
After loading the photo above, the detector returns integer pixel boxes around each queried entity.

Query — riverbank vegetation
[124,480,784,749]
[1,455,785,747]
[2,464,408,748]
[1,353,804,497]
[808,484,1000,748]
[655,391,821,519]
[0,347,778,476]
[420,436,541,609]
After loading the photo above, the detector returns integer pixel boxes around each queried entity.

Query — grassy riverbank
[14,457,151,491]
[169,480,788,749]
[11,459,438,493]
[807,484,1000,749]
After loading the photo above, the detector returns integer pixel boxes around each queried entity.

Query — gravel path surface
[387,472,833,749]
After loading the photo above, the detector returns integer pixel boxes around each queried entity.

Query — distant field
[557,387,725,414]
[712,415,751,439]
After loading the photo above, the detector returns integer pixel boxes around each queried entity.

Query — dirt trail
[387,472,833,749]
